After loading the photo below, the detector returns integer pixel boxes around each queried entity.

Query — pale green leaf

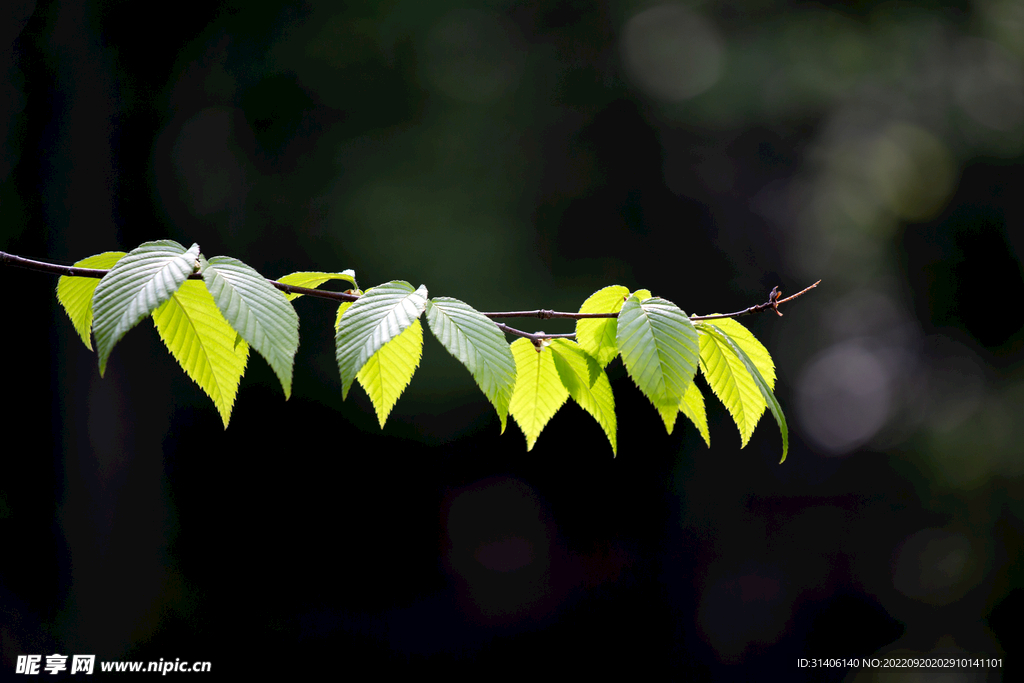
[336,281,428,399]
[356,318,423,428]
[202,255,300,399]
[508,338,569,451]
[615,295,699,428]
[56,251,126,350]
[276,270,358,301]
[425,297,517,433]
[549,339,616,455]
[92,241,200,376]
[679,381,710,447]
[699,322,788,462]
[696,318,774,448]
[152,280,250,428]
[575,285,629,369]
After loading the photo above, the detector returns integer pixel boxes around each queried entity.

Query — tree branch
[1,249,818,340]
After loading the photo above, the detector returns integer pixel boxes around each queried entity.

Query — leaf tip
[217,402,233,430]
[278,376,293,401]
[656,402,678,434]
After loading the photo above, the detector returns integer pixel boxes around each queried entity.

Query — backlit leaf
[698,322,788,462]
[575,285,629,369]
[696,317,775,447]
[655,400,680,434]
[679,381,710,447]
[549,339,616,455]
[277,270,358,301]
[336,281,428,399]
[508,338,569,451]
[702,317,776,389]
[152,280,249,428]
[356,318,423,428]
[202,256,300,399]
[616,295,699,431]
[56,251,126,350]
[335,301,354,330]
[92,241,200,376]
[425,296,517,432]
[632,289,652,301]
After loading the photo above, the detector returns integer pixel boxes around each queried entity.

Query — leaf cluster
[54,240,787,460]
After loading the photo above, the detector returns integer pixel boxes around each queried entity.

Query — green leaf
[575,285,629,369]
[695,318,775,448]
[92,240,200,376]
[276,270,358,301]
[152,280,250,428]
[336,281,428,399]
[425,297,517,433]
[56,251,126,350]
[615,295,699,430]
[356,318,423,428]
[698,322,788,462]
[679,381,710,447]
[202,255,300,399]
[508,338,569,450]
[549,339,616,456]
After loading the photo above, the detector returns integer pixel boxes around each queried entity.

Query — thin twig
[494,323,577,342]
[0,250,360,302]
[481,309,618,320]
[1,251,122,279]
[690,280,821,321]
[269,282,360,302]
[1,249,818,340]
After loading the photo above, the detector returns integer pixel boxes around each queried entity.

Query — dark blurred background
[2,0,1023,679]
